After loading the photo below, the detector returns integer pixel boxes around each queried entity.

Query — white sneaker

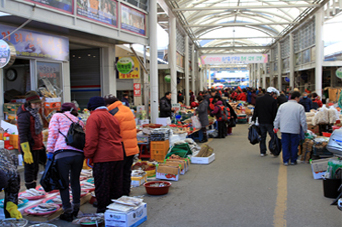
[260,154,267,157]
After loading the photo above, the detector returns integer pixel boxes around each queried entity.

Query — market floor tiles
[4,124,342,227]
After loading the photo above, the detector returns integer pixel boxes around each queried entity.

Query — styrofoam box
[105,203,147,227]
[191,153,215,164]
[311,158,330,180]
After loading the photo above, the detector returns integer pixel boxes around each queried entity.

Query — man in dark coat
[196,95,209,142]
[299,92,312,112]
[121,94,130,107]
[252,87,278,157]
[159,92,174,118]
[277,91,288,106]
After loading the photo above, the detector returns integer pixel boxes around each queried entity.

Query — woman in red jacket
[84,97,124,213]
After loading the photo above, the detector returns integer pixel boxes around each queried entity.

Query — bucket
[323,178,342,198]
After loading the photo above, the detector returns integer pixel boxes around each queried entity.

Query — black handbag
[40,155,66,192]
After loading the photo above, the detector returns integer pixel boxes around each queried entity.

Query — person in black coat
[177,91,184,104]
[159,92,174,118]
[277,91,288,106]
[252,87,278,157]
[196,95,209,142]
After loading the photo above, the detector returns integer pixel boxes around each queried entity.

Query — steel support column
[169,10,177,104]
[185,36,190,106]
[191,45,196,95]
[277,42,282,90]
[149,0,158,123]
[289,33,295,90]
[315,7,323,97]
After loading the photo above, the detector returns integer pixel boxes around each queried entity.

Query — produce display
[25,203,59,215]
[19,189,46,200]
[196,144,214,157]
[0,198,28,208]
[0,218,28,227]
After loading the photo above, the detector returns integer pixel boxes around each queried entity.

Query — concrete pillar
[184,36,190,106]
[101,46,116,97]
[208,66,211,89]
[315,7,323,97]
[250,64,254,87]
[62,61,71,102]
[191,45,196,95]
[198,53,203,91]
[289,33,295,90]
[254,64,258,87]
[169,10,177,104]
[149,0,158,123]
[248,64,252,86]
[143,45,149,114]
[0,69,3,120]
[205,66,208,90]
[270,50,274,87]
[277,42,282,90]
[262,63,266,89]
[257,63,261,88]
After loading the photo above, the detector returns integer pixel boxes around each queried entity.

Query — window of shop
[37,61,62,97]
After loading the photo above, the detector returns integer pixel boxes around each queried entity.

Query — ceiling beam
[195,36,281,40]
[173,4,320,11]
[186,22,298,27]
[200,46,271,50]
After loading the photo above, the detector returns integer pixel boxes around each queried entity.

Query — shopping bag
[269,133,282,156]
[40,157,66,192]
[248,124,261,145]
[191,116,202,129]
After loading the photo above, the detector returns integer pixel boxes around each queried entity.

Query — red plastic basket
[322,132,332,137]
[144,181,171,195]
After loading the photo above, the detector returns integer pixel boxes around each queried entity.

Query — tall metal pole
[143,45,149,116]
[315,7,323,97]
[262,63,266,89]
[149,0,158,123]
[169,10,177,104]
[208,66,211,89]
[277,42,282,90]
[198,52,203,91]
[184,36,190,106]
[289,33,294,90]
[257,63,261,88]
[191,45,196,95]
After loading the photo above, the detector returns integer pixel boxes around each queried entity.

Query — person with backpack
[84,97,124,214]
[211,100,227,138]
[104,94,139,197]
[46,102,85,221]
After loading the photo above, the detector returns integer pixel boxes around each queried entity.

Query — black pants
[24,149,41,189]
[201,127,208,141]
[217,121,227,138]
[56,155,84,211]
[93,161,123,213]
[122,153,134,196]
[259,124,274,154]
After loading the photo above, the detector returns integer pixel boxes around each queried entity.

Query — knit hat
[87,96,106,111]
[61,102,77,112]
[0,169,8,191]
[25,91,42,103]
[103,94,119,105]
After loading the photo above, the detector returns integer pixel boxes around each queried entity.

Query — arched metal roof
[165,0,327,54]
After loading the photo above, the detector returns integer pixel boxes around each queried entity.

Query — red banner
[133,83,141,97]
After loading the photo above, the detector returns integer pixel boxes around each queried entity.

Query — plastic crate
[151,140,170,162]
[237,118,248,124]
[9,134,18,149]
[313,145,333,157]
[3,103,22,115]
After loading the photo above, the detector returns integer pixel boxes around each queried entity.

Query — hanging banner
[0,40,16,69]
[117,57,140,79]
[201,54,268,65]
[77,0,118,27]
[0,25,69,61]
[176,52,184,68]
[133,83,141,97]
[120,4,146,36]
[25,0,73,14]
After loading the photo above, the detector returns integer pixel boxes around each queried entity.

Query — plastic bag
[248,124,261,145]
[207,129,218,138]
[191,116,202,129]
[269,133,282,156]
[40,157,66,192]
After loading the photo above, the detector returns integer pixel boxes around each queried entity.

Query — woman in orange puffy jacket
[104,94,139,196]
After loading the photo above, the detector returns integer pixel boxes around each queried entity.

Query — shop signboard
[0,25,69,61]
[133,83,141,97]
[0,40,16,69]
[117,57,140,79]
[24,0,73,14]
[120,4,146,36]
[176,52,184,68]
[336,67,342,79]
[77,0,118,27]
[201,54,268,65]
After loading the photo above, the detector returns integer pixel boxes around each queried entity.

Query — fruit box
[310,158,330,180]
[131,174,147,187]
[105,203,147,227]
[191,153,215,164]
[164,159,188,174]
[156,164,180,181]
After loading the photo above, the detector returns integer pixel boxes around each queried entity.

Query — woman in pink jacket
[46,103,85,222]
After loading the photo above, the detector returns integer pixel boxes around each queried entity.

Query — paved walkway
[2,124,341,226]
